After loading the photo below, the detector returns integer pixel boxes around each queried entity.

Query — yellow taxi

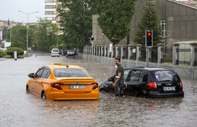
[26,63,99,100]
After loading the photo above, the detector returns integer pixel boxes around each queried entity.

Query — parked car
[26,63,99,100]
[67,50,75,57]
[51,48,60,57]
[99,67,184,98]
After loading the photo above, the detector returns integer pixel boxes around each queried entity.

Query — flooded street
[0,52,197,127]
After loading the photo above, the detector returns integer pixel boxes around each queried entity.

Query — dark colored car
[67,50,76,57]
[99,68,184,98]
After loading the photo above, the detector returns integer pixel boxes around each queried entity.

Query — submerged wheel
[100,88,106,92]
[26,85,30,94]
[41,91,46,99]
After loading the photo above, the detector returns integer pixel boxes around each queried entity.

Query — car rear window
[68,50,74,52]
[154,71,180,82]
[54,69,90,77]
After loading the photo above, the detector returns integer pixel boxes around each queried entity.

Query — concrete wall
[92,15,111,46]
[164,0,197,46]
[93,0,197,47]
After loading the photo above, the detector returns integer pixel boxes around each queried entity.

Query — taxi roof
[47,64,83,69]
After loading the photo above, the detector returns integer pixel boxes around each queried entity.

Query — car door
[28,75,36,93]
[36,68,51,96]
[33,68,44,96]
[124,70,146,93]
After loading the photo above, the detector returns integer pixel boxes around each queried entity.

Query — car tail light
[180,82,183,88]
[92,82,98,90]
[51,82,62,90]
[148,82,157,89]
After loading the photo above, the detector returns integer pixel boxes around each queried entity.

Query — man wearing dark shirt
[112,57,124,97]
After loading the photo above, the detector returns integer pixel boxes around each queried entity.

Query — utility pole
[18,10,38,51]
[91,35,94,67]
[9,19,11,43]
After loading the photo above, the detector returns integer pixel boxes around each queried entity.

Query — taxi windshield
[154,71,180,82]
[54,69,90,77]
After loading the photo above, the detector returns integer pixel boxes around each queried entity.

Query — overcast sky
[0,0,44,23]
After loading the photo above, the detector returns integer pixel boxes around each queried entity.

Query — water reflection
[1,53,197,127]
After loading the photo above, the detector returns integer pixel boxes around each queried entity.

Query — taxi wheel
[41,91,46,99]
[26,85,30,94]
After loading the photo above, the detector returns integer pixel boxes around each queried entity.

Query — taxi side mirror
[28,73,35,78]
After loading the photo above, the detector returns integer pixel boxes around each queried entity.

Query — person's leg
[120,82,124,97]
[115,82,120,97]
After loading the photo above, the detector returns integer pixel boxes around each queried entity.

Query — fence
[83,43,197,67]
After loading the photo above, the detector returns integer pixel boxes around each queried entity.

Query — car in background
[26,63,99,100]
[51,48,60,57]
[67,50,75,57]
[99,68,184,98]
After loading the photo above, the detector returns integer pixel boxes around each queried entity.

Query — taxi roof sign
[53,63,62,65]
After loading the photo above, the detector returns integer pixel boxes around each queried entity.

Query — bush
[6,47,24,58]
[10,41,26,50]
[49,45,58,52]
[0,50,6,58]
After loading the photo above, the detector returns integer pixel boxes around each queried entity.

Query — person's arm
[112,72,121,87]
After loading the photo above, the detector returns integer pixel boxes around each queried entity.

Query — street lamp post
[18,10,38,51]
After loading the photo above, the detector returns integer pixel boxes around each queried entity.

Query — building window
[45,5,56,9]
[160,20,166,38]
[45,11,56,15]
[45,0,56,3]
[45,17,56,21]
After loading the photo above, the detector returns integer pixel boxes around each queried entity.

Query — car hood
[99,80,113,87]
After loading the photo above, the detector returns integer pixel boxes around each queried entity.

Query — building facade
[0,20,19,41]
[44,0,69,35]
[92,0,197,47]
[44,0,57,24]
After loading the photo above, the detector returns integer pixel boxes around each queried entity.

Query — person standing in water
[112,57,125,97]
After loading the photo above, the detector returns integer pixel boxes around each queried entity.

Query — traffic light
[145,30,153,47]
[91,35,94,41]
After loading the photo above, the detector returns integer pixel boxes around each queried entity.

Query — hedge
[0,50,6,58]
[6,47,24,58]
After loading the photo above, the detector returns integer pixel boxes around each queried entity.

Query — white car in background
[67,50,75,57]
[51,48,60,57]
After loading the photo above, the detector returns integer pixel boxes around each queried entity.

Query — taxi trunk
[48,77,99,100]
[56,77,96,93]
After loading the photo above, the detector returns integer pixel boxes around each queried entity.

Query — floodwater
[0,52,197,127]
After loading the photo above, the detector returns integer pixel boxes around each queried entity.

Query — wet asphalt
[0,52,197,127]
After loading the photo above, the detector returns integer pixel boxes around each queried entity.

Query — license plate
[69,85,85,89]
[163,87,175,91]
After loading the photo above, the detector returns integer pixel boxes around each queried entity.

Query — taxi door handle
[41,81,43,83]
[34,80,36,82]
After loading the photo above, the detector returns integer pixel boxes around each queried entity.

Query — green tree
[57,0,97,49]
[33,18,59,52]
[6,24,34,50]
[96,0,137,45]
[133,0,163,45]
